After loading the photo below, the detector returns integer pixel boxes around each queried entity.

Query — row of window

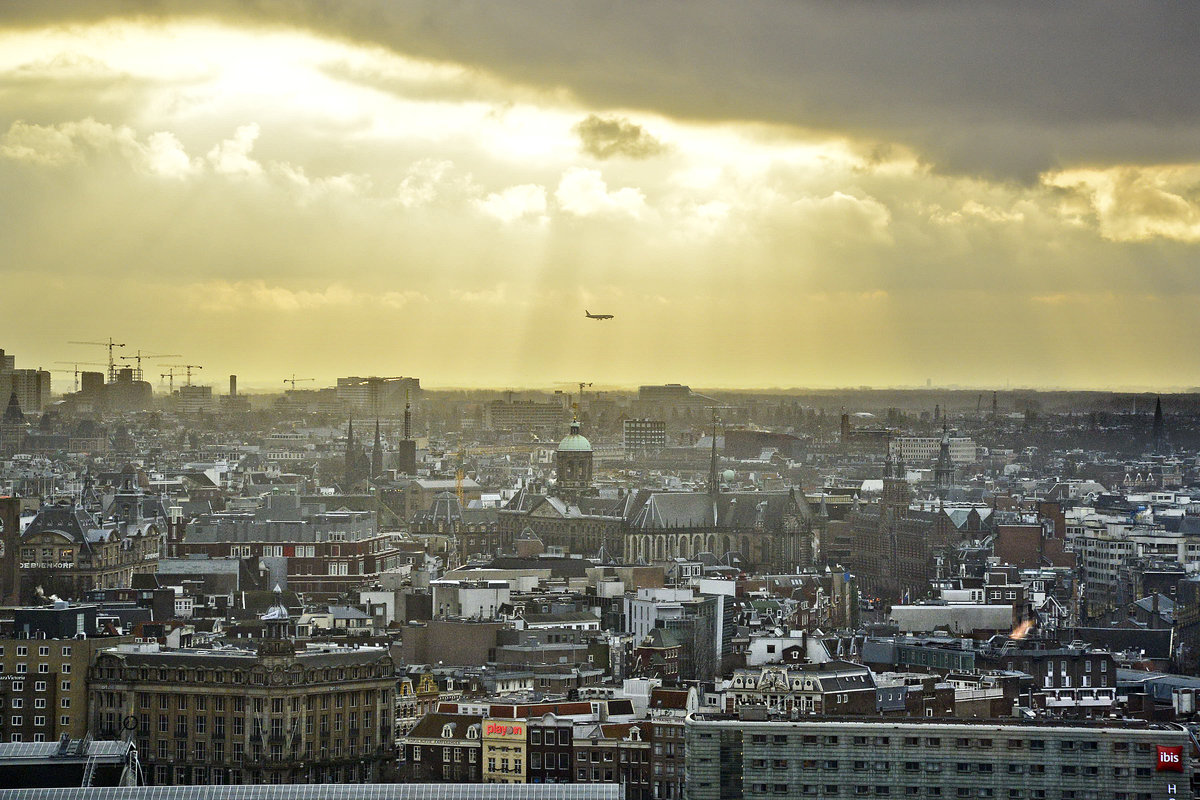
[134,709,377,736]
[121,690,378,712]
[0,662,64,674]
[150,761,373,784]
[97,666,389,684]
[146,736,378,763]
[874,763,1140,778]
[746,733,1146,752]
[748,786,1155,799]
[529,728,573,746]
[0,645,73,657]
[6,725,71,742]
[2,694,66,709]
[0,681,69,697]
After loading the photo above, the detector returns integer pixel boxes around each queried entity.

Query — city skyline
[4,3,1200,390]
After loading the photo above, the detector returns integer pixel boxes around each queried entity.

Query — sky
[2,2,1200,392]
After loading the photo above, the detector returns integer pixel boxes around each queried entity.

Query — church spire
[935,420,953,498]
[1152,396,1166,454]
[371,418,384,477]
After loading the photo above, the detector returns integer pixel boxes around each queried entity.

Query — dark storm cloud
[573,114,665,160]
[2,1,1199,179]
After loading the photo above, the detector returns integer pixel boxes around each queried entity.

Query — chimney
[229,375,238,397]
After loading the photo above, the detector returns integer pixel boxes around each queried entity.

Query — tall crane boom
[284,375,314,390]
[53,362,107,393]
[162,364,203,386]
[119,351,180,382]
[67,339,125,383]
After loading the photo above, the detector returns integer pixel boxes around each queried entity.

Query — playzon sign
[485,722,524,739]
[1157,745,1184,772]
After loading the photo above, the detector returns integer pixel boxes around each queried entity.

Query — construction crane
[284,375,314,390]
[67,339,125,383]
[50,369,86,393]
[552,381,593,416]
[576,382,592,415]
[53,362,106,393]
[162,364,203,386]
[119,351,180,382]
[159,370,179,393]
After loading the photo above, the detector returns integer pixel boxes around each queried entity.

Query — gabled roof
[407,712,483,740]
[630,493,716,530]
[22,503,105,549]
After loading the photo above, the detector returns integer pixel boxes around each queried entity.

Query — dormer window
[467,725,480,740]
[441,723,456,739]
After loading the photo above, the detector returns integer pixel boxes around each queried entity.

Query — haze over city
[3,2,1200,389]
[9,5,1200,798]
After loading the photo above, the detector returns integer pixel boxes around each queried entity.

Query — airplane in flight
[585,310,614,320]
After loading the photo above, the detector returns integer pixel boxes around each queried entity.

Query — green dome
[558,420,592,452]
[558,433,592,452]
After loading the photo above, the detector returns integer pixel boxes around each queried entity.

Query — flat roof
[687,713,1185,731]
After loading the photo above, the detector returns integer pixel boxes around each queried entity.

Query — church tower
[882,454,910,511]
[371,419,384,478]
[934,424,954,498]
[556,419,593,495]
[1152,397,1166,454]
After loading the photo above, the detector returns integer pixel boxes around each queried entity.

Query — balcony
[1043,689,1115,708]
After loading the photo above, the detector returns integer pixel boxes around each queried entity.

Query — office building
[623,420,666,454]
[88,639,396,785]
[889,436,978,465]
[336,376,420,416]
[0,603,131,742]
[182,494,401,596]
[177,385,215,415]
[684,715,1193,800]
[483,399,566,432]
